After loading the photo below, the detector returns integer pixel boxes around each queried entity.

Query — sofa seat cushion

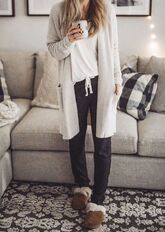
[110,110,138,154]
[138,112,165,158]
[86,110,138,154]
[11,107,138,154]
[0,98,31,158]
[11,107,65,151]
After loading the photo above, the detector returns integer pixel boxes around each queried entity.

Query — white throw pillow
[31,51,59,109]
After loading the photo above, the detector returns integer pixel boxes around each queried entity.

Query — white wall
[117,0,165,58]
[0,0,165,58]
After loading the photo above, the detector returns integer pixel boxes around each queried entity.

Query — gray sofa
[0,50,165,199]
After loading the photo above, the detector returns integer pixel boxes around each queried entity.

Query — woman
[47,0,123,229]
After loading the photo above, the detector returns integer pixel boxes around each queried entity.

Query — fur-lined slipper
[71,186,92,210]
[82,202,107,229]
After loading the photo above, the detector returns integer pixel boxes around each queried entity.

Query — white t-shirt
[70,32,99,96]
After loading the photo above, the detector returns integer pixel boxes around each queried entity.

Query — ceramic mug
[72,20,89,39]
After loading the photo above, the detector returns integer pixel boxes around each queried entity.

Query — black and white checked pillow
[0,59,11,103]
[117,65,159,120]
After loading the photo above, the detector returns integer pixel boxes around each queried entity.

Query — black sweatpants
[68,75,112,205]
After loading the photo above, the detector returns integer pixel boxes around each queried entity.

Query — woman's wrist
[63,35,74,48]
[66,34,74,44]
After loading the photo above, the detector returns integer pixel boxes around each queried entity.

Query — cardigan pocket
[56,84,63,110]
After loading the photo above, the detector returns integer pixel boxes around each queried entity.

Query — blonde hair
[62,0,108,38]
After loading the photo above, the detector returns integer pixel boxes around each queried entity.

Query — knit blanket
[0,100,20,127]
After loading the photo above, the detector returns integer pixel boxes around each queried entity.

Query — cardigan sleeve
[46,5,75,61]
[111,5,123,86]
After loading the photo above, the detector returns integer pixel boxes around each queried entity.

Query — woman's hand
[67,25,83,43]
[114,84,122,96]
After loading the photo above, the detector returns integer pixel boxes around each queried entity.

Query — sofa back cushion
[0,51,35,99]
[144,56,165,112]
[121,55,138,72]
[137,56,151,73]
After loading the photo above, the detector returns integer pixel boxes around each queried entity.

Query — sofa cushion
[11,107,63,151]
[138,111,165,158]
[0,51,35,99]
[144,56,165,112]
[11,107,138,154]
[110,110,138,154]
[86,110,138,154]
[137,56,151,73]
[0,98,31,159]
[121,55,138,72]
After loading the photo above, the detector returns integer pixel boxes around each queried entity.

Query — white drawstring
[85,76,93,96]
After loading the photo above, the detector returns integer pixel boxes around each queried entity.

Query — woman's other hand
[67,25,83,43]
[114,84,122,96]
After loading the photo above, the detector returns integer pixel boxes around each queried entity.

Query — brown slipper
[82,202,106,229]
[71,186,92,210]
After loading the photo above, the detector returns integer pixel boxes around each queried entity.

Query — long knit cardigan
[46,0,123,140]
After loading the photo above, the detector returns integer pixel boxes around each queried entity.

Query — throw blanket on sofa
[0,100,20,127]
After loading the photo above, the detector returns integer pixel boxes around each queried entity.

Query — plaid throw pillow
[0,60,11,103]
[117,65,159,120]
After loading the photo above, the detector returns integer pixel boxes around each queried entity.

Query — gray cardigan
[47,0,123,139]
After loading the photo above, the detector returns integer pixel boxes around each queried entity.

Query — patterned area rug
[0,180,165,232]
